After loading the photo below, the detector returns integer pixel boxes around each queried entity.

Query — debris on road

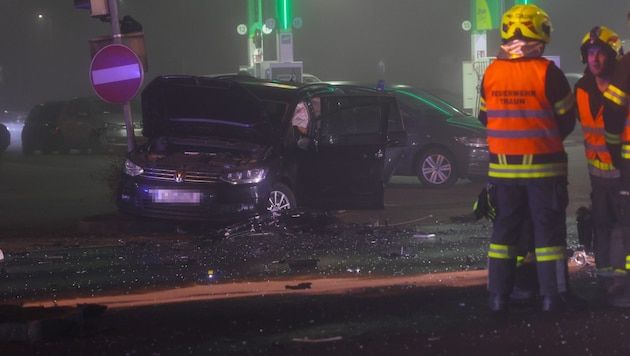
[285,282,312,290]
[292,336,343,343]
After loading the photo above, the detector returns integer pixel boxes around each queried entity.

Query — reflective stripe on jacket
[482,59,569,179]
[604,83,630,159]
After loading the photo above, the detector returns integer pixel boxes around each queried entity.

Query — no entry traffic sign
[89,44,144,104]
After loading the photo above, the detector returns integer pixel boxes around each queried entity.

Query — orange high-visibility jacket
[576,86,618,176]
[482,58,570,179]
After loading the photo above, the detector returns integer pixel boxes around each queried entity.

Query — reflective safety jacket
[576,82,620,178]
[479,58,575,180]
[603,53,630,188]
[603,83,630,158]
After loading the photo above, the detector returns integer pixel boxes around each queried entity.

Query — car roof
[186,75,385,101]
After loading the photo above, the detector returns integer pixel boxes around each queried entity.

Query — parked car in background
[57,96,143,153]
[0,108,27,152]
[0,122,9,154]
[21,100,67,155]
[327,82,488,188]
[117,75,404,221]
[302,73,322,83]
[388,85,488,188]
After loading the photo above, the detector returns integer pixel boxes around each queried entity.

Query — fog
[2,0,630,112]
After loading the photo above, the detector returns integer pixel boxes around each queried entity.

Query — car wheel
[268,183,296,212]
[416,148,458,188]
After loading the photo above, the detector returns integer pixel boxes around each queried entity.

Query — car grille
[142,167,222,183]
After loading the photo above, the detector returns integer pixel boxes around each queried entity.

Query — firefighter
[474,186,538,305]
[575,26,624,296]
[602,13,630,308]
[478,4,584,312]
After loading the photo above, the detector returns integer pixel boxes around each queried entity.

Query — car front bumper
[465,148,489,177]
[117,176,272,221]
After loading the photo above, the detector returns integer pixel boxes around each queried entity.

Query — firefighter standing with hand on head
[477,4,585,313]
[601,13,630,308]
[575,26,624,296]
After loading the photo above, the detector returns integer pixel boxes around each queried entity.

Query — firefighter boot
[610,273,630,307]
[608,274,626,296]
[539,259,587,312]
[487,257,516,312]
[510,260,538,305]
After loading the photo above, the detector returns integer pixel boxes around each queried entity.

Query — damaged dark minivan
[117,75,405,221]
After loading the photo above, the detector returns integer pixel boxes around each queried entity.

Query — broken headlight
[221,168,267,184]
[124,159,144,176]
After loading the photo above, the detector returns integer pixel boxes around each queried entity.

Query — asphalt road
[0,130,603,354]
[0,129,591,301]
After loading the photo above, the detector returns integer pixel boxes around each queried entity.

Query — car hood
[141,76,274,145]
[445,115,486,136]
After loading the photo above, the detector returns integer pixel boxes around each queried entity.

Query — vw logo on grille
[174,171,185,183]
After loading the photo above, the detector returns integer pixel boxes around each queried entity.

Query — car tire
[268,183,296,212]
[416,148,458,188]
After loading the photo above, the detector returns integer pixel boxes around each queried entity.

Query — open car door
[297,95,398,210]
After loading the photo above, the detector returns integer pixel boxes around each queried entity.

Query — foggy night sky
[2,0,630,112]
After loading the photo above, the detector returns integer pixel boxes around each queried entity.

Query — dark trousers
[589,175,620,273]
[488,181,569,296]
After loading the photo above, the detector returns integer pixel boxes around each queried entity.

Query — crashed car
[117,75,404,221]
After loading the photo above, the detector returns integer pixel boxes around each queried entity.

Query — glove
[473,186,496,221]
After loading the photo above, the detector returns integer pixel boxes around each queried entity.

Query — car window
[393,89,468,120]
[42,102,66,123]
[76,99,91,116]
[26,105,44,124]
[385,100,404,132]
[318,99,385,145]
[93,100,124,116]
[259,100,288,127]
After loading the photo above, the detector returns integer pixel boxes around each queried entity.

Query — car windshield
[392,88,470,119]
[31,102,65,124]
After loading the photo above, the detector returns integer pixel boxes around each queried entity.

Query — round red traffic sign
[89,44,144,104]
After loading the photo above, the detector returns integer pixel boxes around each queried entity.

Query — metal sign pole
[109,0,137,152]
